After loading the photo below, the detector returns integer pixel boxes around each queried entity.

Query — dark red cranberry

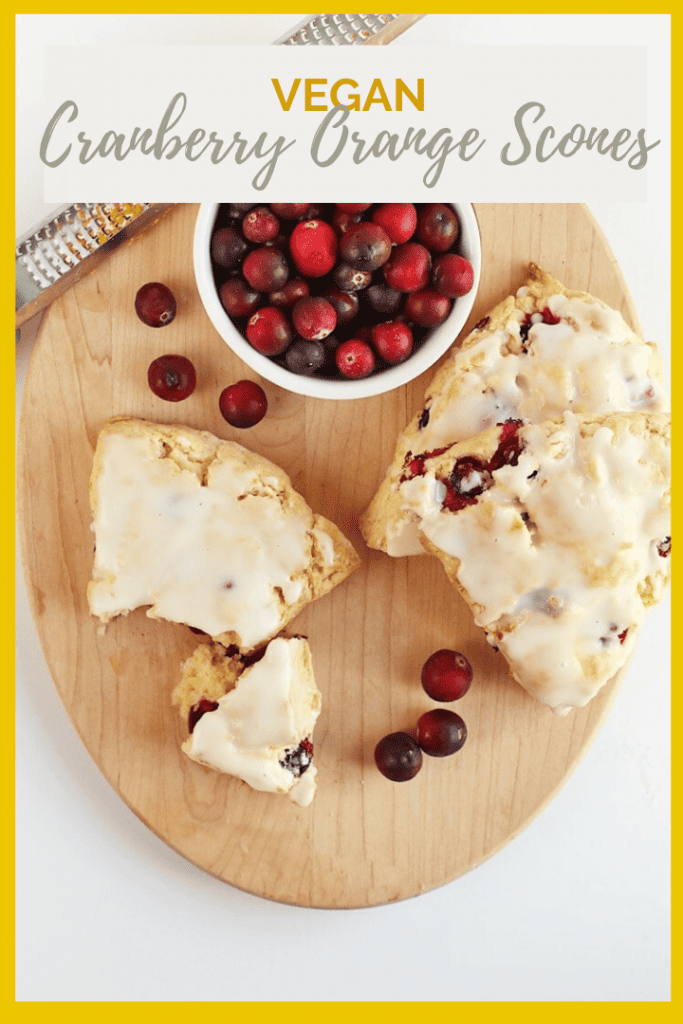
[280,738,314,776]
[417,204,460,252]
[211,226,247,269]
[405,288,452,326]
[219,379,268,428]
[135,282,177,327]
[188,698,219,734]
[489,420,525,470]
[268,278,310,309]
[324,286,359,324]
[450,457,492,498]
[289,219,338,277]
[336,202,372,214]
[219,278,261,318]
[372,203,417,244]
[292,296,337,340]
[657,536,671,557]
[269,203,311,219]
[370,321,414,364]
[245,306,292,355]
[340,222,393,272]
[332,208,362,235]
[284,338,326,376]
[242,207,280,243]
[432,253,474,298]
[242,247,289,292]
[333,262,372,292]
[383,242,431,293]
[374,732,422,781]
[147,354,196,402]
[417,708,467,757]
[227,202,255,219]
[366,284,403,315]
[336,338,376,379]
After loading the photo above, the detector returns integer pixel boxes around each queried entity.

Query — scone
[361,263,669,555]
[172,635,321,806]
[389,411,670,714]
[87,417,359,652]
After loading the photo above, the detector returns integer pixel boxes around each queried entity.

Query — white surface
[16,14,670,1002]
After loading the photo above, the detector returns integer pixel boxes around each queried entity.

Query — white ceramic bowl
[193,203,481,401]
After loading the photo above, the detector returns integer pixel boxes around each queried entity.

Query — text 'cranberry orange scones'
[361,263,668,556]
[87,417,359,652]
[172,636,321,806]
[390,412,670,714]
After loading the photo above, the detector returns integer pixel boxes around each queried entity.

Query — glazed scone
[172,636,321,806]
[87,417,359,651]
[391,411,670,714]
[361,263,669,555]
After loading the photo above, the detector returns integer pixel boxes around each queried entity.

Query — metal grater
[16,15,423,328]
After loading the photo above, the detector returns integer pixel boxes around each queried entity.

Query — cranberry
[219,278,261,318]
[269,203,311,219]
[432,253,474,298]
[147,354,196,402]
[292,296,337,340]
[366,284,403,315]
[242,247,289,292]
[227,202,255,219]
[245,307,292,355]
[374,732,422,781]
[268,278,310,309]
[417,204,460,252]
[372,203,417,244]
[335,338,376,379]
[219,379,268,428]
[188,698,219,734]
[336,202,372,214]
[416,709,467,757]
[211,226,247,269]
[289,219,338,277]
[371,321,414,364]
[421,649,473,702]
[450,457,492,498]
[135,282,177,328]
[332,208,362,235]
[405,288,452,326]
[242,206,280,244]
[333,262,372,292]
[383,242,431,293]
[325,286,359,324]
[340,222,392,272]
[285,338,326,376]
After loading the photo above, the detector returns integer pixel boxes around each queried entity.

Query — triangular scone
[172,636,321,806]
[390,412,670,714]
[87,418,359,652]
[361,263,669,555]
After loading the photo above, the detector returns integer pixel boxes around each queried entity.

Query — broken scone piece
[390,411,671,714]
[361,263,669,556]
[87,418,359,652]
[172,635,321,806]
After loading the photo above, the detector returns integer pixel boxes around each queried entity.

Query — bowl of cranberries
[193,202,481,400]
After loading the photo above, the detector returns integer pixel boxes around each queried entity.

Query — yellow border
[10,4,674,1013]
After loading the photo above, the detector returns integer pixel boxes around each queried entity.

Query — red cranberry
[417,204,460,252]
[147,354,196,401]
[268,278,310,309]
[336,202,372,214]
[324,286,359,324]
[333,262,372,292]
[289,219,338,277]
[188,698,219,734]
[405,288,452,326]
[242,247,289,292]
[269,203,311,219]
[292,296,337,340]
[219,278,261,318]
[245,307,292,355]
[219,380,268,428]
[432,254,474,298]
[285,338,326,376]
[370,321,414,364]
[421,649,473,702]
[372,203,417,244]
[135,282,177,328]
[211,226,247,269]
[335,338,376,379]
[242,206,280,243]
[340,222,392,272]
[416,709,467,757]
[383,242,431,293]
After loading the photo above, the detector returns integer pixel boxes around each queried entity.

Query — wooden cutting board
[17,203,638,908]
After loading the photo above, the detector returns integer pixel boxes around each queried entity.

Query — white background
[16,14,670,1002]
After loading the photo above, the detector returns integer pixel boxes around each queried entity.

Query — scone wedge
[383,411,670,714]
[361,263,668,556]
[87,417,359,652]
